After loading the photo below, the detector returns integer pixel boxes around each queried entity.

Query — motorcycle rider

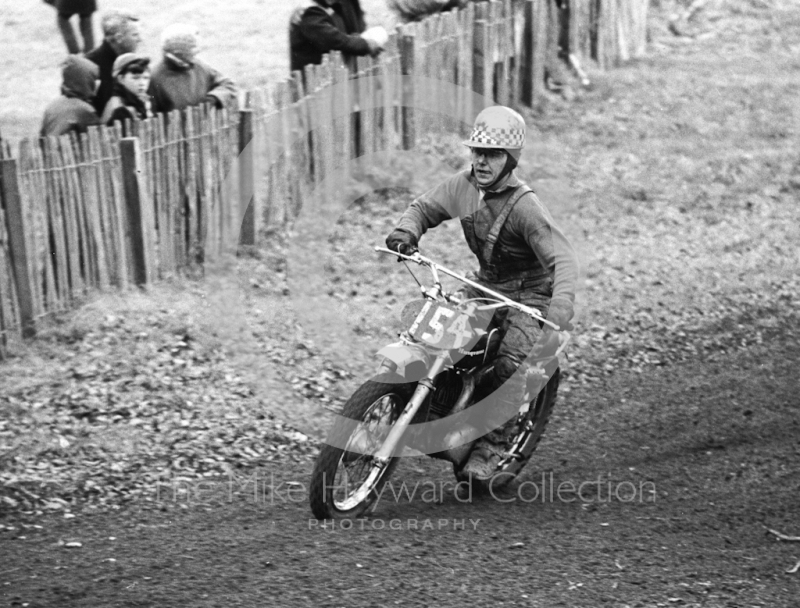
[385,105,579,481]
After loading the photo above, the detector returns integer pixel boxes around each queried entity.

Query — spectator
[289,0,385,74]
[40,55,101,137]
[85,10,142,115]
[149,24,237,112]
[46,0,97,54]
[388,0,466,22]
[100,53,155,127]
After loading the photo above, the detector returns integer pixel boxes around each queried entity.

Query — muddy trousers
[460,284,552,456]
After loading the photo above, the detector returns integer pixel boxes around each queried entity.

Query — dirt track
[2,2,800,606]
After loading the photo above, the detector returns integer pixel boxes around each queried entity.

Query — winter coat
[148,55,237,113]
[289,0,371,73]
[101,82,154,126]
[394,169,578,315]
[40,55,101,138]
[85,39,119,115]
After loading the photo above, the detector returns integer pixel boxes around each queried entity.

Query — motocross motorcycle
[309,247,570,520]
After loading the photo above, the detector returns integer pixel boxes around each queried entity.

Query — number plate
[408,301,475,349]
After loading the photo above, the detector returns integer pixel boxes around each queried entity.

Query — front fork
[371,353,449,464]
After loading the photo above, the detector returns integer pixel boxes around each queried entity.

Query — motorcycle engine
[428,370,463,420]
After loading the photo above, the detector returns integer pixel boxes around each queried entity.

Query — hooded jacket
[40,55,101,137]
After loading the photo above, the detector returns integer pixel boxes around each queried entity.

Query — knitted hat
[161,24,200,66]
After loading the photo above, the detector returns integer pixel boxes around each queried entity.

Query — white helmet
[463,106,526,151]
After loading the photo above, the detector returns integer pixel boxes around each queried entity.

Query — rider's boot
[461,359,530,481]
[461,399,521,480]
[461,435,511,481]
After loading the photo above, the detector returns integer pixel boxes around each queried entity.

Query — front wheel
[309,380,413,520]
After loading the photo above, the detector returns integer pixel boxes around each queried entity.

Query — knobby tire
[309,380,413,520]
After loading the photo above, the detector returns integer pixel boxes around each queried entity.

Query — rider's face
[471,147,508,187]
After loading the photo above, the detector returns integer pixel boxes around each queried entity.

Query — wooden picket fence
[0,0,648,358]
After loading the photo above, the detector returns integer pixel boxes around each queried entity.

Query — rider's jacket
[396,169,578,315]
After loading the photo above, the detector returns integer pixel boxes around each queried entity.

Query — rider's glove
[385,229,419,257]
[546,298,574,331]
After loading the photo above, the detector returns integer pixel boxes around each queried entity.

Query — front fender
[376,340,433,382]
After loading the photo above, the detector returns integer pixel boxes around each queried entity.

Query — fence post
[520,0,533,106]
[473,2,491,104]
[633,0,649,58]
[320,57,337,202]
[0,157,36,338]
[238,108,256,246]
[596,0,610,69]
[459,2,476,126]
[119,137,155,286]
[329,54,350,190]
[400,32,416,151]
[568,0,580,61]
[290,72,311,222]
[506,0,520,108]
[532,0,548,104]
[501,0,514,107]
[488,2,508,107]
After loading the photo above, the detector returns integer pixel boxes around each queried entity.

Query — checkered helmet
[463,106,526,151]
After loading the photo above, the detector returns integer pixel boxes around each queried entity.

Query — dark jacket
[85,39,119,115]
[54,0,97,18]
[289,0,371,73]
[389,0,465,22]
[101,82,154,126]
[395,169,578,313]
[148,55,237,113]
[40,55,101,138]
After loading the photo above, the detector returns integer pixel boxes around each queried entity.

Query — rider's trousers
[458,279,555,453]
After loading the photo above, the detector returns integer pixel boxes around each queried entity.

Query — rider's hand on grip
[546,298,574,331]
[386,229,419,260]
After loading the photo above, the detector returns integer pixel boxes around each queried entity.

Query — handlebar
[374,246,561,331]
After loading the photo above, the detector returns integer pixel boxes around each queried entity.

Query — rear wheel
[454,368,560,485]
[309,380,413,520]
